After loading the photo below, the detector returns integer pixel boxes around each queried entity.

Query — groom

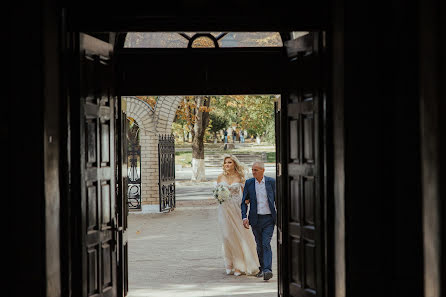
[241,161,276,281]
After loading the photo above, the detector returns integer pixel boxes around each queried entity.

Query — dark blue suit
[241,176,276,273]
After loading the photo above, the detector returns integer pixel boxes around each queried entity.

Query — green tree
[242,95,275,142]
[209,112,229,141]
[263,119,276,144]
[172,116,189,143]
[211,95,276,142]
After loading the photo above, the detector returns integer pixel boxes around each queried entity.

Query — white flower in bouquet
[213,184,230,204]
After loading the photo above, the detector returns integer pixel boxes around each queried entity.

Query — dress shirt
[255,176,271,214]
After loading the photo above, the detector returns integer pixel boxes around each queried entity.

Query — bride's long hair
[222,154,247,183]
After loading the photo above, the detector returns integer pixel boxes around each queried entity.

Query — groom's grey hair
[252,161,265,168]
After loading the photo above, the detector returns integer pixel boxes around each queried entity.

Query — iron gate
[158,134,176,212]
[127,144,141,210]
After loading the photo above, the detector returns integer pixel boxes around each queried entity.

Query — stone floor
[127,199,278,297]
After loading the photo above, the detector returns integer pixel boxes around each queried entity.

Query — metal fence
[158,134,175,212]
[127,144,141,210]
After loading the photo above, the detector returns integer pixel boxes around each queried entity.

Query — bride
[216,154,260,276]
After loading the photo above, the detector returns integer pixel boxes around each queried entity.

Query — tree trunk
[213,132,218,143]
[182,128,187,143]
[191,96,210,181]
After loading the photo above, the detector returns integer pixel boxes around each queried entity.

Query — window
[124,32,283,48]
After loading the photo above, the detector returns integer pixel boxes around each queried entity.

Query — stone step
[204,153,267,167]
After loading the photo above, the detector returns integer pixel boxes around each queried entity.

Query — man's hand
[245,199,250,205]
[243,219,250,229]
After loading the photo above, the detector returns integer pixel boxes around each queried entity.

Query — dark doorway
[12,3,440,297]
[60,29,331,297]
[115,30,330,297]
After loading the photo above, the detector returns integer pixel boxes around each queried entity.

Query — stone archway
[123,96,183,210]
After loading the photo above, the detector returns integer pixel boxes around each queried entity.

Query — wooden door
[278,32,326,297]
[117,107,129,296]
[275,97,285,297]
[76,33,118,297]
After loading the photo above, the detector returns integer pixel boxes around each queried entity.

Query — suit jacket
[241,176,276,227]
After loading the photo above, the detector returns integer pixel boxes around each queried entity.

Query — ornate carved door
[75,33,119,297]
[278,32,327,297]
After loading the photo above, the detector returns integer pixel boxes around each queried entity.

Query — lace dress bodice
[217,181,243,202]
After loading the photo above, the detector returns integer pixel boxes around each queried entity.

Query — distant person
[233,130,237,143]
[240,131,245,143]
[224,130,228,144]
[215,155,260,276]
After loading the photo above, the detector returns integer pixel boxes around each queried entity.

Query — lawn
[266,152,276,163]
[175,151,192,167]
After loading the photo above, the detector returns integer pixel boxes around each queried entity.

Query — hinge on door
[277,162,282,176]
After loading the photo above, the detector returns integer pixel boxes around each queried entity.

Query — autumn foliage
[135,96,157,109]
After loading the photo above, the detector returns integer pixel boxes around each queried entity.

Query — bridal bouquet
[213,184,230,204]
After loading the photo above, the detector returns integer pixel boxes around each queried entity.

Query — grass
[266,152,276,163]
[175,151,192,167]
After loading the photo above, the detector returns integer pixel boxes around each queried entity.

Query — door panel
[117,105,129,295]
[77,33,118,297]
[275,100,283,296]
[288,93,319,297]
[279,32,326,297]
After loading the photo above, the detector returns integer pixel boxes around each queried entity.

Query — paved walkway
[175,165,276,181]
[127,199,278,297]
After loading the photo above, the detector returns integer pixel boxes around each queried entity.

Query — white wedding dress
[216,181,260,275]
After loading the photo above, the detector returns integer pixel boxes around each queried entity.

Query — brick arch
[154,96,183,134]
[123,96,155,132]
[121,96,184,210]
